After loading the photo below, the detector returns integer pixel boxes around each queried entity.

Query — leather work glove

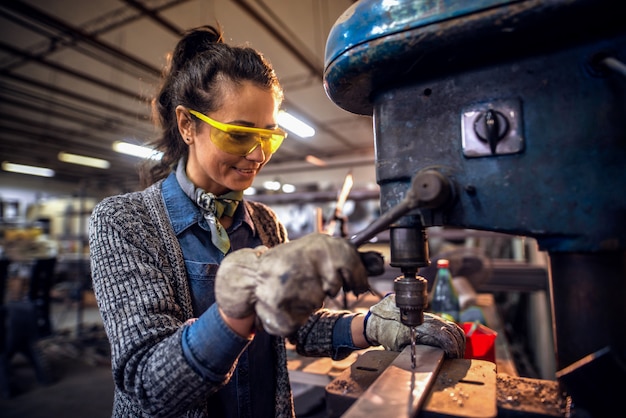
[364,294,466,358]
[215,233,370,336]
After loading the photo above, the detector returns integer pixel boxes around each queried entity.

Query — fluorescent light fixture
[58,152,110,169]
[305,155,327,167]
[278,110,315,138]
[2,161,55,177]
[263,180,281,191]
[113,141,163,160]
[281,183,296,193]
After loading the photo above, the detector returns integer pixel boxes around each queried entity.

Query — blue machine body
[324,0,626,253]
[323,1,626,415]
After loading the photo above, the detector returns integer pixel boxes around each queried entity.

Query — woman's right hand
[215,233,370,336]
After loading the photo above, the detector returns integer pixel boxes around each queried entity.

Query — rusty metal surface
[327,350,499,418]
[496,374,567,417]
[326,349,399,417]
[421,359,497,418]
[341,345,444,418]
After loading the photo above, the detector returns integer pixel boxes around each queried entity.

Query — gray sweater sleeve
[89,186,227,417]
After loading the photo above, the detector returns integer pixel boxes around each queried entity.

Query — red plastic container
[462,322,497,363]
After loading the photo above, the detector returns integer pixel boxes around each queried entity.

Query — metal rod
[349,198,412,247]
[349,169,453,248]
[342,345,445,418]
[601,56,626,79]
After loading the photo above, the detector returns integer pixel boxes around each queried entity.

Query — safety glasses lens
[188,108,286,156]
[211,130,284,156]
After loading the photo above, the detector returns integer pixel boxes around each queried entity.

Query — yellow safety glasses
[188,109,287,156]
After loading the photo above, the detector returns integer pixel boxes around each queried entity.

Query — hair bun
[170,25,224,72]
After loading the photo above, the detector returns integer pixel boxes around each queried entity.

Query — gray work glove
[364,294,466,358]
[215,233,369,336]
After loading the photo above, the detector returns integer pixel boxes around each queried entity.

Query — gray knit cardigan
[89,180,348,417]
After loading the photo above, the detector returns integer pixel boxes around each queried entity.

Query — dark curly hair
[139,24,283,186]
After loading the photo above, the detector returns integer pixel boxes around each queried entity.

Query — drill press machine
[324,0,626,416]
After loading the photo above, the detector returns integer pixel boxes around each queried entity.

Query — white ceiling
[0,0,377,198]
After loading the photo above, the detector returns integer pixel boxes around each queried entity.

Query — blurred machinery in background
[324,0,626,416]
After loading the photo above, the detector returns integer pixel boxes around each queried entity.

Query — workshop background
[2,0,622,417]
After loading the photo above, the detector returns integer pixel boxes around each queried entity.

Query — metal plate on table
[342,345,444,417]
[422,359,497,418]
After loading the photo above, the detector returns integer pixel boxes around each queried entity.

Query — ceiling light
[113,141,163,160]
[2,161,55,177]
[58,152,110,169]
[263,180,281,191]
[244,187,257,196]
[305,155,327,167]
[281,183,296,193]
[278,110,315,138]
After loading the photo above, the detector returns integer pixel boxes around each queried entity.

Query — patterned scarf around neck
[195,189,242,254]
[175,157,243,254]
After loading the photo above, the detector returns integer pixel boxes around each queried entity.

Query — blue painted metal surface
[325,0,516,71]
[324,3,626,414]
[325,0,528,115]
[323,0,626,253]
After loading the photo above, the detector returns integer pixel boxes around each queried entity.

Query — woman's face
[184,81,280,196]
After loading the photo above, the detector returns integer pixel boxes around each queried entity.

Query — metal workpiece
[326,350,566,417]
[326,350,400,417]
[341,345,445,418]
[425,359,498,418]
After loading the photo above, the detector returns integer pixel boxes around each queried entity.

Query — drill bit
[410,327,417,369]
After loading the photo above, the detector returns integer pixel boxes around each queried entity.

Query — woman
[89,25,464,417]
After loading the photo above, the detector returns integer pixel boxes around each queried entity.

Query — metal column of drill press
[350,169,454,330]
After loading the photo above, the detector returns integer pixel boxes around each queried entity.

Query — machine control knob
[461,98,524,158]
[474,109,509,154]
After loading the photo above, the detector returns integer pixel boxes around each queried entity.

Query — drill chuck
[393,274,428,328]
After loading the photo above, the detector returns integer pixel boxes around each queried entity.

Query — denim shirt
[161,171,275,418]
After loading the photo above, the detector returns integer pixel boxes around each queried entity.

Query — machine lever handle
[349,169,452,247]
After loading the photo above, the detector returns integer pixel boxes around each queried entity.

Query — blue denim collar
[162,160,255,237]
[163,170,202,235]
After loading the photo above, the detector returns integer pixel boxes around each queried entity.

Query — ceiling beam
[233,0,323,77]
[1,0,161,77]
[0,71,151,119]
[0,41,152,102]
[122,0,184,36]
